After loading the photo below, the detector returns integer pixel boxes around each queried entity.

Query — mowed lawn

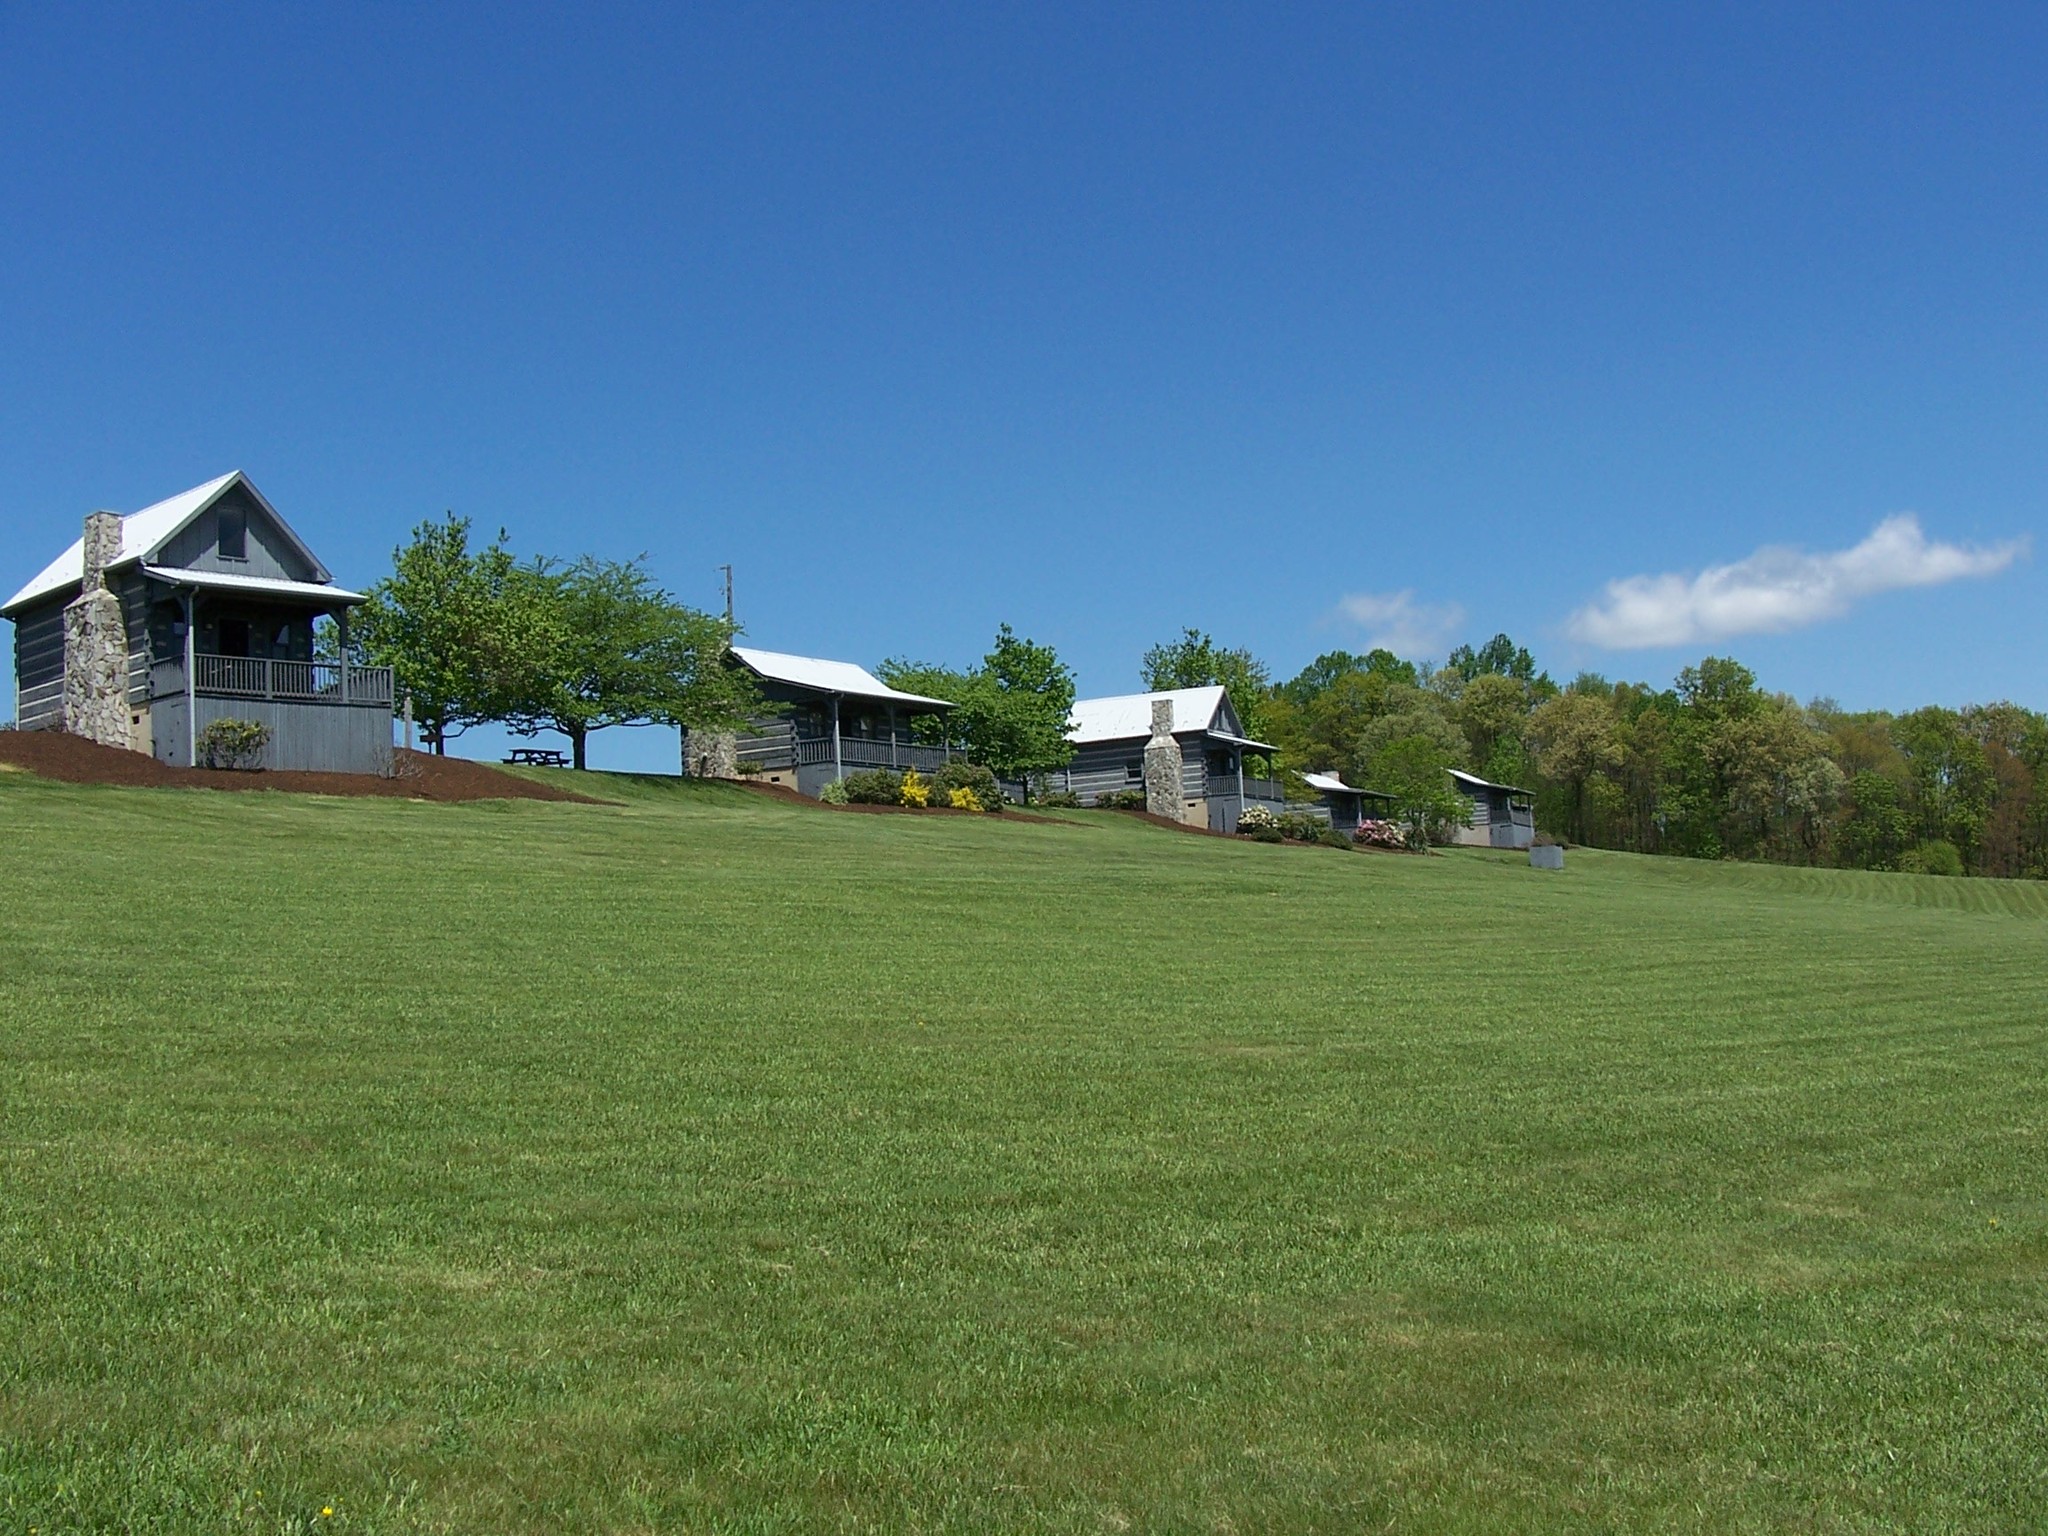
[2,771,2045,1534]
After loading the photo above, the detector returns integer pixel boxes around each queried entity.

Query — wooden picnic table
[504,747,569,767]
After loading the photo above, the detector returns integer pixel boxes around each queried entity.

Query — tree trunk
[570,726,587,771]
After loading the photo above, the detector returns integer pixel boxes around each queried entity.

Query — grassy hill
[2,769,2044,1533]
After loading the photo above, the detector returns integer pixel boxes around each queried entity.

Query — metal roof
[1066,686,1278,751]
[1303,770,1395,799]
[730,646,955,708]
[141,566,366,605]
[3,471,334,616]
[1450,768,1534,796]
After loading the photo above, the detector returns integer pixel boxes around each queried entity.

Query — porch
[151,653,395,707]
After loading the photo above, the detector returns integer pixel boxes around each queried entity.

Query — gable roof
[730,646,955,709]
[1066,686,1278,752]
[3,471,333,617]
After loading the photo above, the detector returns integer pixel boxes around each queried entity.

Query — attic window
[218,505,247,560]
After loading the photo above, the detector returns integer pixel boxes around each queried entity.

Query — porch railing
[156,654,395,707]
[1209,774,1286,803]
[782,735,949,773]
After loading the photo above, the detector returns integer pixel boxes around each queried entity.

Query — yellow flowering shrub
[898,768,930,808]
[949,786,985,812]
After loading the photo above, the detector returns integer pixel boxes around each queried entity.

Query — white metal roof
[3,471,333,616]
[731,646,955,708]
[1450,768,1533,796]
[1066,686,1278,751]
[140,566,366,605]
[1303,770,1394,798]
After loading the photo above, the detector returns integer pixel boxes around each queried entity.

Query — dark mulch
[0,731,601,804]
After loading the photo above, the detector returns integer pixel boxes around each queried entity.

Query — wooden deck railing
[155,654,395,707]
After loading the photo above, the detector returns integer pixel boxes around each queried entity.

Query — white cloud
[1566,515,2026,650]
[1333,589,1466,659]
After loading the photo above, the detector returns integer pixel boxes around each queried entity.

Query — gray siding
[150,484,320,583]
[11,596,65,729]
[10,574,153,730]
[153,695,393,774]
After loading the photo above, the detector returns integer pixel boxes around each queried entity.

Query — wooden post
[831,695,843,783]
[181,587,196,767]
[889,705,898,768]
[402,692,415,751]
[337,607,351,704]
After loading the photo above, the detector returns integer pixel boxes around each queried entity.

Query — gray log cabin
[1450,768,1537,848]
[4,471,394,774]
[1050,686,1286,832]
[1301,770,1397,833]
[690,646,956,797]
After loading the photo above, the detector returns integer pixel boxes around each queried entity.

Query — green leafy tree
[1365,734,1470,847]
[352,514,561,753]
[507,556,753,770]
[880,626,1075,799]
[1528,689,1624,844]
[1837,770,1912,871]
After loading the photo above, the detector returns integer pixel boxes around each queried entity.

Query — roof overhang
[1450,768,1534,796]
[1208,730,1280,753]
[141,566,366,605]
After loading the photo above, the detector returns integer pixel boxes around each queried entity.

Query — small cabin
[1450,768,1536,849]
[1050,685,1284,832]
[1301,771,1396,834]
[4,472,393,774]
[697,646,956,798]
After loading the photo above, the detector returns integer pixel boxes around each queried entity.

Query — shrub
[1353,818,1406,850]
[1035,789,1082,808]
[1901,839,1965,877]
[1237,805,1280,833]
[734,759,766,776]
[1249,824,1285,843]
[931,761,1004,813]
[196,717,270,771]
[898,767,930,808]
[840,768,903,805]
[1317,827,1352,849]
[1098,788,1148,810]
[1276,810,1327,842]
[947,786,984,811]
[818,778,849,805]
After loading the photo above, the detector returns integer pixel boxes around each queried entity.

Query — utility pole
[718,564,734,624]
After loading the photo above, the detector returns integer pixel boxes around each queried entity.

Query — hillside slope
[2,770,2043,1534]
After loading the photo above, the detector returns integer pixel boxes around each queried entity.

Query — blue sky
[3,3,2042,770]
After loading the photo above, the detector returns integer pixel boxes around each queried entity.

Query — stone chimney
[1142,696,1184,821]
[685,726,739,779]
[62,511,132,748]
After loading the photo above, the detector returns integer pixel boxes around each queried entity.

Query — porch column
[889,704,898,767]
[181,588,196,767]
[337,607,351,703]
[831,695,843,782]
[1236,748,1245,806]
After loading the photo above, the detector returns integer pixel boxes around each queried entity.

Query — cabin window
[1126,759,1143,782]
[217,618,251,658]
[218,505,247,560]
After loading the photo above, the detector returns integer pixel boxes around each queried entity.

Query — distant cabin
[1050,686,1284,832]
[1301,771,1396,834]
[3,472,394,773]
[1450,768,1536,849]
[705,646,955,797]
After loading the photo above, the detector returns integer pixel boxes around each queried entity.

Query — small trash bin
[1529,845,1564,870]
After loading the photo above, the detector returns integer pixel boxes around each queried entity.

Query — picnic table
[504,747,569,768]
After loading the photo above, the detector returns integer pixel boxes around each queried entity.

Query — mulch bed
[0,731,600,804]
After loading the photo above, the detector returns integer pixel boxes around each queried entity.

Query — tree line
[1139,627,2048,879]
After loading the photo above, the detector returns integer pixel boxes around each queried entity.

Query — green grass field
[2,769,2044,1534]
